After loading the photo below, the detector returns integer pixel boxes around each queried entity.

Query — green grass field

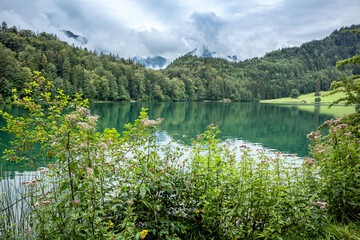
[260,91,348,104]
[261,91,357,117]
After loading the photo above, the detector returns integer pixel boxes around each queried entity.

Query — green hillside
[1,21,360,103]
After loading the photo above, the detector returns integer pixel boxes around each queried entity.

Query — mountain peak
[186,46,216,58]
[132,56,169,69]
[61,30,88,45]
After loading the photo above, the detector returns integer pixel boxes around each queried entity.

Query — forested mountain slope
[0,21,359,103]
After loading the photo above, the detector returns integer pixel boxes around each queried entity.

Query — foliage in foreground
[309,29,360,224]
[0,73,330,239]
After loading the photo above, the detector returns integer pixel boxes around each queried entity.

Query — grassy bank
[261,91,347,104]
[261,91,357,117]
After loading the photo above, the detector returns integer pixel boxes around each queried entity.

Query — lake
[0,102,355,178]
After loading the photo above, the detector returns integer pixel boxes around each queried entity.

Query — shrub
[0,72,329,239]
[308,118,360,222]
[315,97,321,103]
[290,89,300,98]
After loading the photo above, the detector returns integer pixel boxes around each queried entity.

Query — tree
[1,21,8,32]
[290,89,300,98]
[315,78,321,96]
[314,97,321,103]
[41,53,48,70]
[328,54,360,109]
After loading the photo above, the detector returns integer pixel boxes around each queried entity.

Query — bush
[290,89,300,98]
[0,72,329,239]
[308,118,360,222]
[315,97,321,103]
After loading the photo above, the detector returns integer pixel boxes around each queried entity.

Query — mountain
[61,30,88,45]
[132,56,169,69]
[186,45,238,62]
[1,22,359,103]
[186,46,216,58]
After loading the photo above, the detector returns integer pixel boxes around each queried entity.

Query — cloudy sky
[1,0,360,60]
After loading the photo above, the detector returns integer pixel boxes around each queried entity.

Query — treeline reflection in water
[0,102,340,176]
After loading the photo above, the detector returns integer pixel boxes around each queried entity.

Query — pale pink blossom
[86,167,94,178]
[76,106,90,115]
[87,114,100,125]
[65,114,78,123]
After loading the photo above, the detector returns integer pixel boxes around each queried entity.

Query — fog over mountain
[1,0,360,61]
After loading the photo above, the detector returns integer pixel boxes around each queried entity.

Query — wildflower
[87,114,100,125]
[334,118,343,125]
[141,118,157,127]
[127,199,134,206]
[47,164,59,169]
[337,123,348,129]
[41,200,51,205]
[343,131,352,136]
[86,167,94,178]
[76,106,90,115]
[65,114,77,123]
[77,122,94,130]
[23,180,39,187]
[98,141,108,149]
[140,230,149,239]
[108,220,114,227]
[313,202,327,209]
[303,157,315,166]
[307,132,315,139]
[324,119,334,126]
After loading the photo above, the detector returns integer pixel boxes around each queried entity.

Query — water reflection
[91,102,334,156]
[0,102,352,176]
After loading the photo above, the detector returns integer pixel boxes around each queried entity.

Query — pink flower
[98,141,108,149]
[76,106,90,115]
[337,124,348,130]
[313,202,327,209]
[65,114,78,123]
[41,200,51,205]
[87,114,100,125]
[77,122,94,130]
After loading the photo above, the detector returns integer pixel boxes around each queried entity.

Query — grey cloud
[190,12,225,45]
[138,29,186,56]
[1,0,360,60]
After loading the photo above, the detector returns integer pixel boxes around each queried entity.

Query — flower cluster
[307,131,320,140]
[87,114,100,125]
[77,122,94,130]
[41,200,51,205]
[65,114,78,123]
[140,230,148,239]
[76,106,90,115]
[141,117,164,127]
[313,202,327,209]
[22,179,41,187]
[303,157,315,167]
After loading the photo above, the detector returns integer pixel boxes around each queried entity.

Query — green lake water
[0,102,355,177]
